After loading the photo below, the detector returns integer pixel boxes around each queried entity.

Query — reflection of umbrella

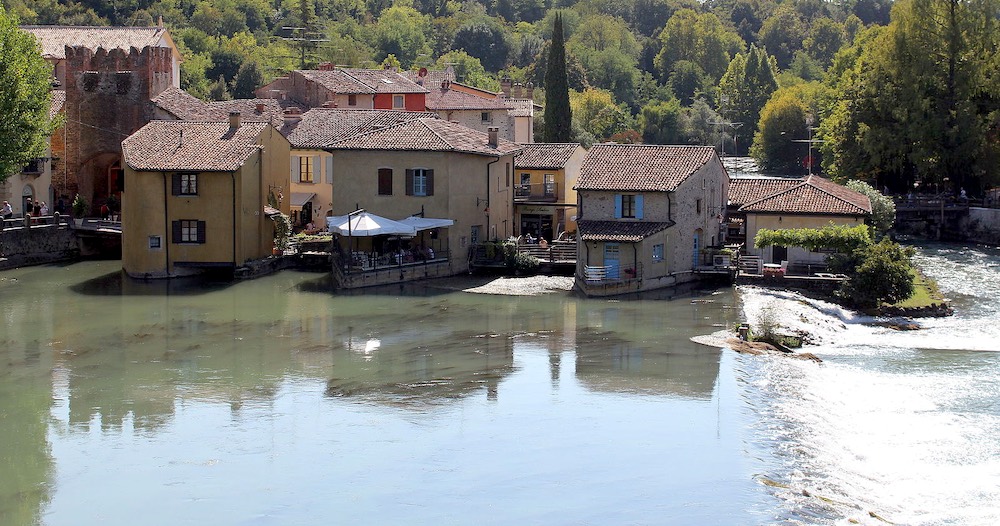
[327,212,417,237]
[399,216,455,231]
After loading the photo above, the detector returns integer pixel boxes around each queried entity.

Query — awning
[327,212,417,237]
[290,192,315,209]
[399,216,455,231]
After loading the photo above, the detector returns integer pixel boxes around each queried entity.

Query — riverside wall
[960,207,1000,245]
[0,223,80,270]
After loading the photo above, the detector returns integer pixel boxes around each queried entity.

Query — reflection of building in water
[572,304,723,400]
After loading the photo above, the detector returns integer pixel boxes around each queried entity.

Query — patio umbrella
[399,216,455,231]
[327,212,417,237]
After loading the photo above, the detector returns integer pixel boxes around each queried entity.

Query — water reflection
[0,262,741,525]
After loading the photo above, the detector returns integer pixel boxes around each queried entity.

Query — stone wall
[0,224,80,270]
[961,207,1000,245]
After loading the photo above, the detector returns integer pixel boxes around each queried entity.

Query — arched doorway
[22,185,35,216]
[78,152,121,216]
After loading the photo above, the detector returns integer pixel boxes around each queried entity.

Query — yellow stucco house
[120,114,291,278]
[513,143,586,241]
[728,175,872,270]
[326,118,521,279]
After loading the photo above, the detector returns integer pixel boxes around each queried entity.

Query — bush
[71,194,88,217]
[836,239,915,308]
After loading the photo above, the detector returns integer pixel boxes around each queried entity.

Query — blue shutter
[635,195,644,219]
[614,194,622,218]
[325,156,333,184]
[290,156,298,180]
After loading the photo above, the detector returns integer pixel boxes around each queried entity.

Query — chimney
[500,76,512,97]
[488,126,499,148]
[157,15,163,28]
[283,107,302,125]
[319,62,334,71]
[513,82,522,99]
[229,111,241,129]
[526,82,534,99]
[255,102,265,113]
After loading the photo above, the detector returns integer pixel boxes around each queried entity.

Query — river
[1,242,998,525]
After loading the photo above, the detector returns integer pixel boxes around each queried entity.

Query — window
[148,235,161,249]
[378,168,392,195]
[544,173,556,197]
[615,194,643,219]
[299,156,314,183]
[622,194,636,218]
[393,95,405,108]
[481,112,492,123]
[348,94,357,106]
[506,163,510,187]
[172,219,206,244]
[406,168,434,196]
[696,198,702,214]
[172,172,198,196]
[652,244,664,262]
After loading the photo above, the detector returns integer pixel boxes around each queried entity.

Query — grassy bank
[891,267,942,309]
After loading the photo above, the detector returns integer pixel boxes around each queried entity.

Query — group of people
[2,199,48,219]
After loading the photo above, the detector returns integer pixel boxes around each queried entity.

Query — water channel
[1,241,998,525]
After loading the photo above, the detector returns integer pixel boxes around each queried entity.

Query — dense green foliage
[754,224,872,253]
[7,0,997,188]
[845,179,896,237]
[830,239,916,308]
[0,7,57,182]
[543,13,571,142]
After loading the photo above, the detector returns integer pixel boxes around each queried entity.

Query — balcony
[514,182,559,202]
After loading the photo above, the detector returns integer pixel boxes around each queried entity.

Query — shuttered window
[378,168,392,195]
[172,173,198,196]
[172,219,206,244]
[299,156,314,183]
[405,168,434,196]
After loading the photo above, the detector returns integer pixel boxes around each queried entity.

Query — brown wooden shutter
[405,169,414,196]
[378,168,392,195]
[171,173,181,195]
[172,220,181,242]
[197,221,206,243]
[426,169,434,196]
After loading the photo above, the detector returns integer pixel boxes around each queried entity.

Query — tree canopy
[0,7,57,183]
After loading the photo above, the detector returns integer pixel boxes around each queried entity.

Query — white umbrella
[399,216,455,231]
[327,212,417,237]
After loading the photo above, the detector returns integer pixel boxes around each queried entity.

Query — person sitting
[524,233,535,244]
[538,238,548,249]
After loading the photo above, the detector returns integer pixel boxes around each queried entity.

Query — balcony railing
[514,182,559,201]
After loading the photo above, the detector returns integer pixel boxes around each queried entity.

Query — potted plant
[71,194,88,225]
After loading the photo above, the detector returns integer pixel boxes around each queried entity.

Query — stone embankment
[0,223,80,270]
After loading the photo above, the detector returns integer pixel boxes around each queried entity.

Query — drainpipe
[163,172,169,275]
[486,156,499,238]
[232,171,237,267]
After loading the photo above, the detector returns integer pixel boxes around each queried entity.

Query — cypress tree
[543,13,572,143]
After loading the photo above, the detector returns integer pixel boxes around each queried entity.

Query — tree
[638,97,682,144]
[452,18,511,72]
[718,44,779,155]
[821,0,1000,193]
[543,13,572,143]
[846,180,896,238]
[571,88,634,141]
[232,61,263,99]
[373,5,430,68]
[833,239,916,309]
[750,89,809,174]
[655,9,743,84]
[667,60,711,106]
[757,4,806,70]
[0,8,57,183]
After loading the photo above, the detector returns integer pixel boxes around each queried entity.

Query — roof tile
[285,108,434,149]
[122,121,269,172]
[515,143,580,170]
[330,118,521,156]
[22,25,170,58]
[739,175,872,215]
[577,144,717,192]
[578,220,675,242]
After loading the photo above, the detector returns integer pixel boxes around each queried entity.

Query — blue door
[604,243,620,279]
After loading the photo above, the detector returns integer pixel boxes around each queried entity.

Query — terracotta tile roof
[285,108,434,149]
[515,143,580,170]
[728,176,801,207]
[578,220,674,242]
[506,98,536,117]
[299,68,429,95]
[342,68,429,94]
[208,99,285,129]
[122,120,269,172]
[330,118,522,156]
[424,86,510,110]
[577,144,717,192]
[152,87,214,120]
[739,175,872,215]
[49,90,65,119]
[152,88,286,128]
[22,25,170,58]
